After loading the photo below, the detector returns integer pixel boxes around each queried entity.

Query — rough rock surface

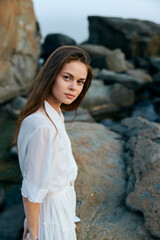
[97,69,152,91]
[80,44,127,72]
[80,79,135,111]
[88,16,160,58]
[64,107,95,123]
[109,117,160,238]
[41,33,76,61]
[0,0,41,103]
[66,121,155,240]
[0,203,24,240]
[126,69,153,83]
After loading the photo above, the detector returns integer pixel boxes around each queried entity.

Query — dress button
[70,182,72,186]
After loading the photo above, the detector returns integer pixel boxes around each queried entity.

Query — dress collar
[44,100,64,129]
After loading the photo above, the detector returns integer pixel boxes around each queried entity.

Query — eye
[78,80,85,85]
[63,75,70,80]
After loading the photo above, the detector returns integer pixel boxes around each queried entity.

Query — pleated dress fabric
[17,100,80,240]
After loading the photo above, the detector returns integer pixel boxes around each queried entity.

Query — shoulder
[20,109,56,136]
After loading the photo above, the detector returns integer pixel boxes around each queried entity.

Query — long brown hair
[14,45,92,146]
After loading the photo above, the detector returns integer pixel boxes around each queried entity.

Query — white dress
[17,100,80,240]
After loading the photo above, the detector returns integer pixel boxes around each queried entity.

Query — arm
[18,126,56,239]
[22,196,40,240]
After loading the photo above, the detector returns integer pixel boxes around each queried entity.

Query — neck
[46,96,61,114]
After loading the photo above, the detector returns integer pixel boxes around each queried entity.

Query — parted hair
[13,45,93,146]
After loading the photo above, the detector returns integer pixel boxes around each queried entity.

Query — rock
[100,118,116,128]
[88,16,160,58]
[2,96,27,118]
[0,158,22,183]
[80,79,108,109]
[150,57,160,73]
[125,60,135,70]
[80,44,127,72]
[66,121,153,240]
[90,55,107,69]
[110,116,160,238]
[0,0,41,103]
[97,69,146,91]
[64,107,95,122]
[79,44,111,56]
[88,103,121,120]
[131,100,159,122]
[149,72,160,94]
[106,49,127,73]
[80,80,135,117]
[41,33,76,61]
[83,79,135,108]
[0,188,5,211]
[134,57,150,69]
[126,69,153,83]
[153,71,160,82]
[0,109,22,182]
[10,145,18,157]
[0,203,24,240]
[92,68,100,78]
[106,83,135,107]
[154,99,160,115]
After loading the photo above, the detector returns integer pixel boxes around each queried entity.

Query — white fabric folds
[17,100,80,239]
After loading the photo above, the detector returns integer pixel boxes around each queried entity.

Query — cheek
[52,79,64,94]
[77,85,84,95]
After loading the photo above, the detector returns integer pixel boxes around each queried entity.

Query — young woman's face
[50,60,88,107]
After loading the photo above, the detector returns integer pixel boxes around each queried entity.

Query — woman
[14,45,92,240]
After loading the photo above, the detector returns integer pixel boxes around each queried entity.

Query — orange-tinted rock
[0,0,41,103]
[66,121,151,240]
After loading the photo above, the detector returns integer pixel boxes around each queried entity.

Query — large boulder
[0,0,41,103]
[0,204,24,240]
[41,33,76,61]
[88,16,160,58]
[110,117,160,238]
[80,44,127,72]
[97,69,152,91]
[64,107,95,123]
[66,121,154,240]
[80,79,135,115]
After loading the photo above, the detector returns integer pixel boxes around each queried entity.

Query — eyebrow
[63,72,86,81]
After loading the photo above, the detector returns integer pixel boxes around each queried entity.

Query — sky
[32,0,160,43]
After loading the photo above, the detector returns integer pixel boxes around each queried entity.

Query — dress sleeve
[20,127,56,203]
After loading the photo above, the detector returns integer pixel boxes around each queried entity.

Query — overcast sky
[32,0,160,43]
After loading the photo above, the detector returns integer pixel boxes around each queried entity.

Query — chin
[63,99,75,105]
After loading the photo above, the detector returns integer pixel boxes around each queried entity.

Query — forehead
[61,61,88,77]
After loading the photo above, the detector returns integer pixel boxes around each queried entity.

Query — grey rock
[97,69,152,91]
[88,16,160,58]
[114,116,160,238]
[126,69,152,83]
[64,107,94,123]
[41,33,76,61]
[150,57,160,72]
[10,145,18,157]
[131,101,159,122]
[0,188,5,210]
[80,44,127,72]
[66,121,154,240]
[2,96,27,118]
[80,80,135,112]
[153,71,160,82]
[0,204,24,240]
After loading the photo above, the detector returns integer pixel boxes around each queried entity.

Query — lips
[65,93,75,97]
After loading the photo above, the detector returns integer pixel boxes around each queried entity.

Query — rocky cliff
[0,0,41,103]
[88,16,160,58]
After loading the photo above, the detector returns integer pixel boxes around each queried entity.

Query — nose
[69,81,76,90]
